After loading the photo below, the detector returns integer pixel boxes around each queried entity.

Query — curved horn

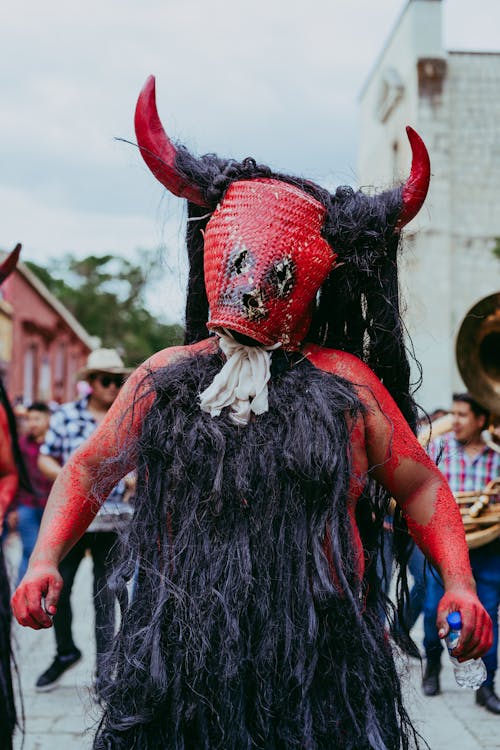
[134,76,208,207]
[396,126,431,230]
[0,243,21,284]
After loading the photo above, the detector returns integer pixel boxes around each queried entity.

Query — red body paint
[305,344,472,582]
[305,344,491,653]
[12,338,492,655]
[0,403,19,522]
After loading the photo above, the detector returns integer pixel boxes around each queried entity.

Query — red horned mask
[204,179,336,350]
[134,76,431,349]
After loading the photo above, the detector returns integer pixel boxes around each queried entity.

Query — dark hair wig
[94,352,423,749]
[175,148,420,649]
[0,380,31,493]
[0,379,26,748]
[0,546,16,749]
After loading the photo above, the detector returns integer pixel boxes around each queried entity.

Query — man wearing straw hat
[34,348,132,694]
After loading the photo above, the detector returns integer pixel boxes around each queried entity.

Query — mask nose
[241,288,266,321]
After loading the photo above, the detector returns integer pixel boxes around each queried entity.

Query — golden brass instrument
[455,293,500,547]
[456,292,500,418]
[455,480,500,549]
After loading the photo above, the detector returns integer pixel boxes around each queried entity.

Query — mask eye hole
[230,245,251,275]
[270,257,295,298]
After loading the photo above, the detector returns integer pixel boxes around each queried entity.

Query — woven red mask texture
[204,179,336,350]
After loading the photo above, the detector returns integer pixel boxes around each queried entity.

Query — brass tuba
[455,293,500,547]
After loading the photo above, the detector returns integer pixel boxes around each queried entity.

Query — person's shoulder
[428,431,453,454]
[46,399,88,434]
[485,443,500,463]
[138,338,218,373]
[53,399,84,417]
[303,343,379,386]
[18,432,30,451]
[435,431,454,447]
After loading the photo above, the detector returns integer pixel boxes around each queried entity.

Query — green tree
[493,237,500,261]
[26,251,184,367]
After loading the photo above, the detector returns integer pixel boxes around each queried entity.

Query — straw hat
[76,348,132,381]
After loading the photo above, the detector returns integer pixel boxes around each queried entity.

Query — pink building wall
[1,269,92,405]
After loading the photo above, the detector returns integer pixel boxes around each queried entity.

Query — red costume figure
[0,404,19,527]
[12,81,492,749]
[0,244,27,750]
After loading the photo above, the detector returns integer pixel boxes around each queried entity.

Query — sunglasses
[93,374,124,388]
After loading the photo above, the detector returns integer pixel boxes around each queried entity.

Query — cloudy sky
[1,0,499,322]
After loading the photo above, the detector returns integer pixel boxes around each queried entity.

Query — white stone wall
[358,0,500,411]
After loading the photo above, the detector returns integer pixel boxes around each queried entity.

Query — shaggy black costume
[0,547,16,749]
[95,354,419,750]
[92,143,425,748]
[179,153,419,631]
[0,379,29,749]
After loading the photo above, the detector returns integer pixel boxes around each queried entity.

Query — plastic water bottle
[445,611,487,689]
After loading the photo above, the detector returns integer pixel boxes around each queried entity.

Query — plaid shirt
[428,432,500,493]
[40,396,125,509]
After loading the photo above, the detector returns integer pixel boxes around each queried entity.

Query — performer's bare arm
[14,341,493,661]
[11,344,203,630]
[305,345,493,662]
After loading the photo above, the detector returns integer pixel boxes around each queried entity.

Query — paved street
[7,534,98,750]
[5,533,500,750]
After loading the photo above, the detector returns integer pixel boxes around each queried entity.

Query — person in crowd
[12,81,493,749]
[14,402,52,583]
[422,393,500,714]
[33,348,131,693]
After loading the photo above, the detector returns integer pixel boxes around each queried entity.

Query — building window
[39,355,51,402]
[23,344,37,404]
[376,68,404,123]
[54,342,67,402]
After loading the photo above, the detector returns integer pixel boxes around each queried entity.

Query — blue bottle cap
[447,611,462,629]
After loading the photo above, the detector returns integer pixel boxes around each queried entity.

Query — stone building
[358,0,500,410]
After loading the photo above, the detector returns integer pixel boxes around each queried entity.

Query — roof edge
[359,1,412,100]
[10,257,97,349]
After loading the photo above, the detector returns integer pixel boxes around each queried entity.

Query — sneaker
[35,649,82,691]
[422,659,441,696]
[476,685,500,714]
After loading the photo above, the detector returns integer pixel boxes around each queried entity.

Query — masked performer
[12,80,492,750]
[1,244,29,749]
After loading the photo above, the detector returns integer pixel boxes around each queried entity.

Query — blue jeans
[406,544,426,630]
[16,505,44,584]
[378,526,425,631]
[423,547,500,687]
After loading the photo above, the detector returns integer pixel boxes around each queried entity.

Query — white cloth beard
[199,330,281,425]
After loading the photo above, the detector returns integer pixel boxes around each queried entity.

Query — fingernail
[438,629,445,638]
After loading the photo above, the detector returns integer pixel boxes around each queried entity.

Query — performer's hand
[436,588,492,661]
[11,561,63,630]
